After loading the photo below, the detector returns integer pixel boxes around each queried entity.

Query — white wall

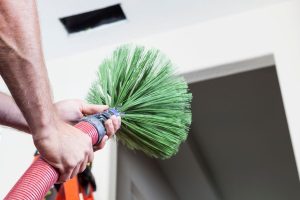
[186,66,300,200]
[116,145,178,200]
[45,1,300,198]
[1,0,300,199]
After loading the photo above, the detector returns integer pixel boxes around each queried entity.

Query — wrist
[31,112,61,141]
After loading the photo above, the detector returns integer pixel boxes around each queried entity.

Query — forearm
[0,0,58,138]
[0,92,30,133]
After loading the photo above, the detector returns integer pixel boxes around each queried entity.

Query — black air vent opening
[60,4,126,34]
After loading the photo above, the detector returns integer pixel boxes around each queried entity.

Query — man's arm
[0,0,92,182]
[0,92,121,150]
[0,92,29,132]
[0,0,55,135]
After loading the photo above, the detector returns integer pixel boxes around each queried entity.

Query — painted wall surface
[116,145,178,200]
[186,67,300,200]
[46,2,300,198]
[1,1,300,199]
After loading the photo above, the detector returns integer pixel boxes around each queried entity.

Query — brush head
[87,45,192,159]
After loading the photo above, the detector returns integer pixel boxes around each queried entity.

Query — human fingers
[79,155,89,173]
[87,144,94,163]
[111,115,120,132]
[104,119,115,138]
[81,103,109,115]
[70,163,81,179]
[117,116,121,129]
[79,136,94,172]
[57,166,73,183]
[93,135,108,151]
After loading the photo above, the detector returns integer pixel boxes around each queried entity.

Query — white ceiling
[37,0,287,60]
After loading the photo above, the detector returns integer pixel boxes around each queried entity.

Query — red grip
[5,121,99,200]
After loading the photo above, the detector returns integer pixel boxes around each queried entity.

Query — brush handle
[5,109,119,200]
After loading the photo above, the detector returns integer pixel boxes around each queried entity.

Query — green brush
[87,45,192,159]
[5,45,191,200]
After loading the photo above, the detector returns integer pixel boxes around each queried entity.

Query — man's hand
[34,100,121,182]
[0,93,121,151]
[40,100,121,182]
[55,99,121,151]
[0,94,121,182]
[33,120,94,182]
[0,1,120,183]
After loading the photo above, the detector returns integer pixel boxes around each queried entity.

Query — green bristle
[87,45,192,159]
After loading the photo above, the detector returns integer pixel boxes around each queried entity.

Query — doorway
[116,66,300,200]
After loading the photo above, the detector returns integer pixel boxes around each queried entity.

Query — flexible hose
[5,121,99,200]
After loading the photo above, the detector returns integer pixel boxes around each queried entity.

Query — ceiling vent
[60,4,126,34]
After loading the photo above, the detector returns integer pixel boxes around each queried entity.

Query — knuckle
[108,122,113,129]
[81,165,87,172]
[66,162,76,169]
[107,129,112,135]
[59,174,69,182]
[110,126,115,133]
[81,166,87,172]
[105,119,111,126]
[79,167,85,173]
[86,146,93,154]
[114,120,119,127]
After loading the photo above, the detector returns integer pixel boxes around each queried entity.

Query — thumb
[81,103,109,115]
